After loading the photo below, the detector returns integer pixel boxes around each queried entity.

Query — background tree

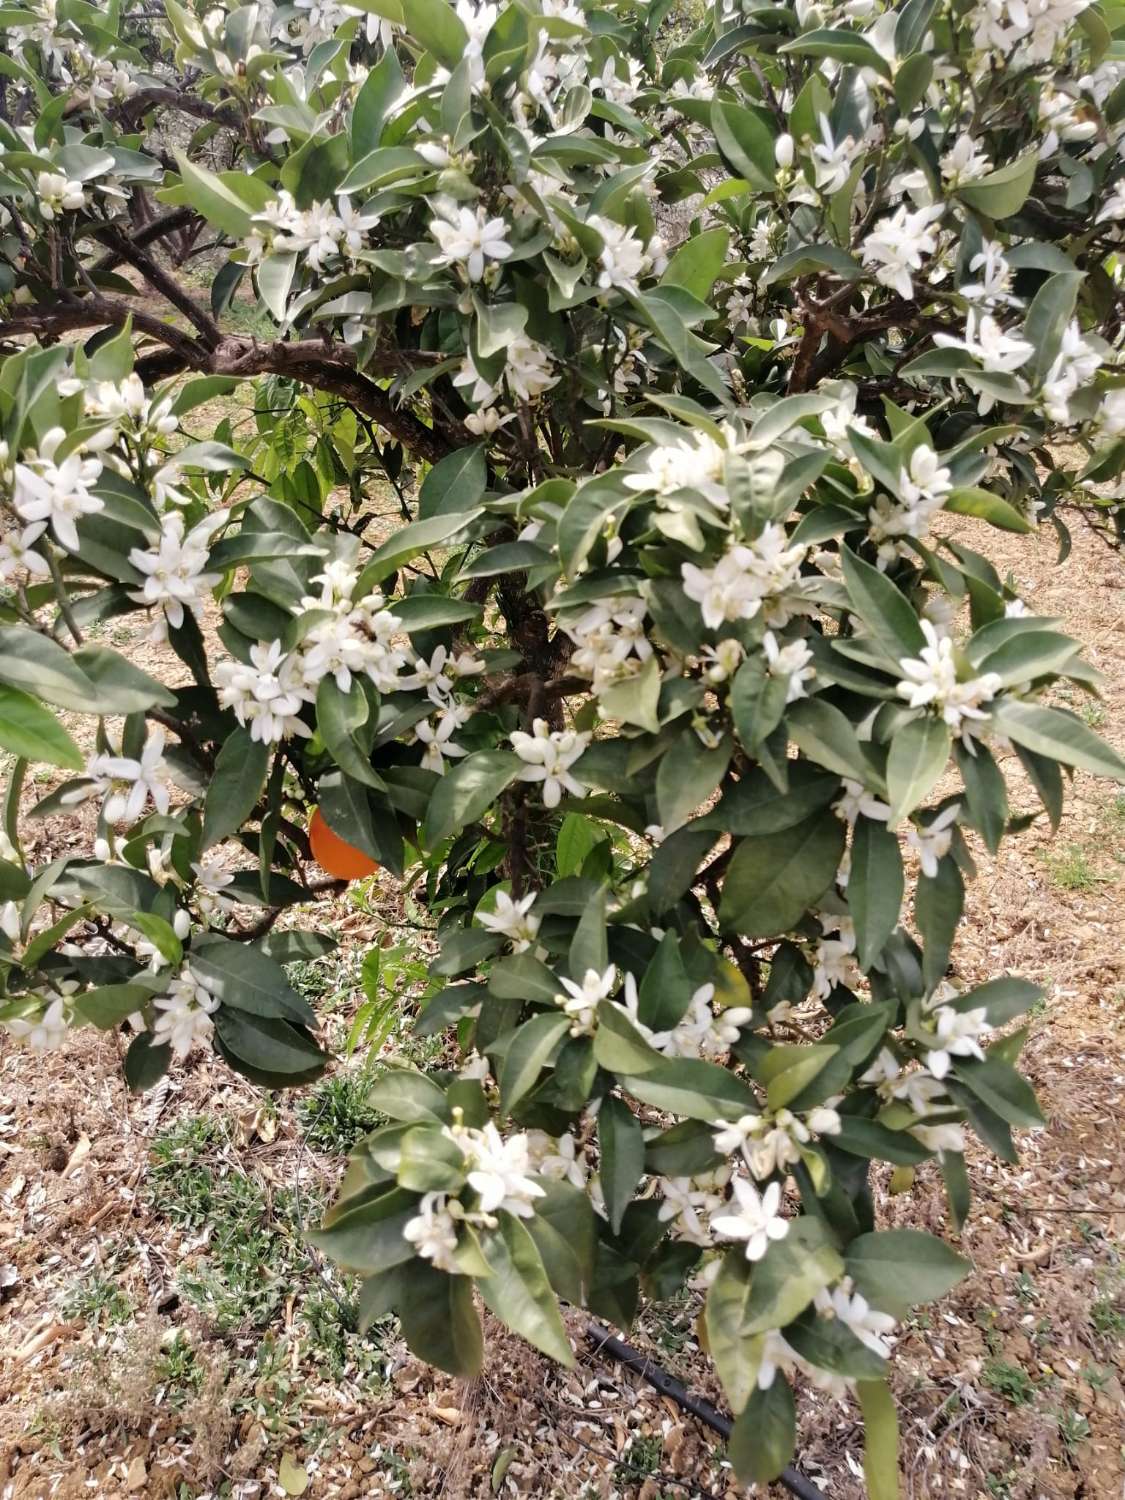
[2,0,1125,1489]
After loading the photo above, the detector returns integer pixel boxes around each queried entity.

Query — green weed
[982,1358,1036,1406]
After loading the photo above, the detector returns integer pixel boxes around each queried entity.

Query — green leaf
[367,1066,449,1123]
[660,227,730,299]
[991,701,1125,781]
[845,1229,971,1320]
[169,150,254,239]
[124,1031,172,1092]
[944,487,1032,533]
[73,982,154,1029]
[397,1262,483,1377]
[759,1043,838,1110]
[656,732,730,833]
[730,655,789,754]
[397,1125,467,1192]
[190,934,315,1025]
[784,1308,888,1380]
[351,42,404,154]
[704,1254,763,1415]
[832,1117,932,1164]
[319,770,401,875]
[201,728,269,849]
[478,1212,575,1365]
[957,153,1037,219]
[637,930,695,1032]
[0,625,96,710]
[623,1056,757,1122]
[710,99,775,189]
[598,1096,644,1235]
[418,444,487,519]
[213,1010,328,1082]
[71,645,177,713]
[740,1219,845,1337]
[720,812,845,938]
[787,698,877,785]
[525,1178,596,1304]
[849,816,903,967]
[781,26,892,78]
[951,1057,1045,1128]
[598,654,661,733]
[422,750,520,847]
[841,548,926,660]
[316,677,384,790]
[916,854,963,993]
[356,510,480,590]
[886,717,951,826]
[499,1011,570,1115]
[594,1001,662,1076]
[0,685,83,770]
[309,1187,419,1273]
[858,1378,900,1500]
[405,0,469,68]
[729,1378,796,1486]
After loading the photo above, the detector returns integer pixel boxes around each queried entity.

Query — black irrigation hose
[586,1322,829,1500]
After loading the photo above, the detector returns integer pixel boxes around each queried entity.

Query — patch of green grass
[154,1332,205,1410]
[1056,1407,1091,1457]
[1084,1363,1110,1391]
[614,1432,664,1487]
[62,1272,133,1329]
[1108,791,1125,825]
[1079,701,1107,729]
[1090,1292,1124,1339]
[1042,844,1106,892]
[372,1446,415,1495]
[982,1358,1036,1406]
[146,1114,320,1332]
[1015,1271,1037,1306]
[298,1068,382,1155]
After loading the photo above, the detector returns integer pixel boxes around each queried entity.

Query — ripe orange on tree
[308,806,379,881]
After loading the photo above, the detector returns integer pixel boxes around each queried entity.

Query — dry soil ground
[0,515,1122,1500]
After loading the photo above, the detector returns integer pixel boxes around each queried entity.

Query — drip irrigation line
[586,1322,829,1500]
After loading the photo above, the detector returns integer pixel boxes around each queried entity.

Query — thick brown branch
[108,87,242,130]
[0,300,458,464]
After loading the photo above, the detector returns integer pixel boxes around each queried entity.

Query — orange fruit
[308,806,380,881]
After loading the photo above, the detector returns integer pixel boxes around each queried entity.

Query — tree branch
[88,224,222,346]
[0,300,459,464]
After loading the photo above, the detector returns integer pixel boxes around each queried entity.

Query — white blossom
[402,1191,461,1272]
[896,621,1003,743]
[215,640,313,744]
[905,803,960,878]
[477,889,541,952]
[37,170,85,218]
[510,718,589,807]
[711,1176,789,1260]
[623,430,732,509]
[681,526,807,632]
[5,994,69,1052]
[128,511,223,630]
[555,963,616,1036]
[452,1121,546,1217]
[762,631,816,702]
[13,427,104,552]
[924,1002,988,1079]
[430,199,512,282]
[861,203,942,301]
[152,965,219,1058]
[814,1280,896,1359]
[0,520,50,582]
[76,728,171,826]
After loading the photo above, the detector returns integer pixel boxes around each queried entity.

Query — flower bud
[774,132,794,168]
